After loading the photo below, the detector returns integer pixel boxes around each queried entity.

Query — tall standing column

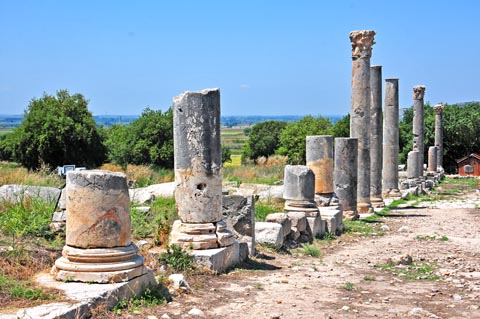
[434,103,444,170]
[349,30,375,213]
[382,78,401,197]
[334,138,358,220]
[170,88,234,250]
[413,85,426,177]
[370,65,384,207]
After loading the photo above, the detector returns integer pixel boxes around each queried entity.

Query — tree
[222,145,232,164]
[242,120,287,161]
[104,107,174,168]
[277,116,333,164]
[10,90,106,170]
[332,114,350,138]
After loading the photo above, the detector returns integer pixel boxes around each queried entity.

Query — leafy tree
[222,145,232,164]
[242,120,287,161]
[332,114,350,137]
[104,107,174,168]
[277,116,333,164]
[8,90,106,170]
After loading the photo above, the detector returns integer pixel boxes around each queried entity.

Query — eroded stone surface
[306,135,334,194]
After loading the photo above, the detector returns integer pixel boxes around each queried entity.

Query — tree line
[1,90,479,174]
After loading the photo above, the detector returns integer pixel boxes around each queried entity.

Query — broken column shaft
[334,138,358,220]
[434,103,444,170]
[413,85,426,177]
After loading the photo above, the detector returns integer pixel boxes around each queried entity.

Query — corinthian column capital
[350,30,376,58]
[413,85,426,100]
[434,103,444,114]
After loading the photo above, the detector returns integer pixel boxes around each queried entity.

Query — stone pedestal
[407,151,420,180]
[306,135,334,206]
[53,170,147,283]
[283,165,319,217]
[382,78,401,197]
[370,65,384,207]
[428,146,438,173]
[334,138,358,220]
[169,89,235,254]
[434,103,444,170]
[413,85,426,177]
[349,30,375,214]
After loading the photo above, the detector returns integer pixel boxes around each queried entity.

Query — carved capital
[413,85,426,100]
[434,103,444,114]
[350,30,376,58]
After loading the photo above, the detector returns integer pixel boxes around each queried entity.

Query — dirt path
[140,193,480,319]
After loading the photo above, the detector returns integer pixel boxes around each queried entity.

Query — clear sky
[0,1,479,116]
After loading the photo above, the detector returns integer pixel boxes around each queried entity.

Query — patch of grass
[389,198,407,208]
[223,162,284,185]
[440,235,449,241]
[0,197,56,247]
[342,281,355,291]
[363,275,376,281]
[318,232,336,242]
[254,202,282,221]
[100,163,174,187]
[415,233,449,242]
[375,262,440,281]
[298,243,321,257]
[223,154,242,167]
[111,285,169,315]
[343,220,384,237]
[130,197,177,246]
[0,161,64,187]
[159,244,195,272]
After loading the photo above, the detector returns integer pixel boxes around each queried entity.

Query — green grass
[111,285,169,315]
[342,281,355,291]
[375,262,440,281]
[254,202,282,221]
[363,275,376,281]
[343,220,384,237]
[0,273,55,301]
[159,244,195,272]
[297,243,321,257]
[223,154,242,167]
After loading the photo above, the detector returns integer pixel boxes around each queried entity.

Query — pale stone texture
[283,165,319,217]
[222,195,255,255]
[413,85,426,176]
[382,78,401,197]
[53,170,147,283]
[349,30,375,213]
[173,89,222,223]
[407,151,420,179]
[65,170,131,248]
[306,135,334,195]
[0,184,61,204]
[370,65,384,207]
[428,146,438,173]
[434,103,444,169]
[334,138,358,220]
[255,222,284,248]
[265,213,292,238]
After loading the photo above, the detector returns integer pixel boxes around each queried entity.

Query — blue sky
[0,1,479,116]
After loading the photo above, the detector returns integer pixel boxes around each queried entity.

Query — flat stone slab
[0,271,157,319]
[190,241,241,273]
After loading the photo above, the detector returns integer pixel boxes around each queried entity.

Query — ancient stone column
[413,85,426,177]
[370,65,384,207]
[306,135,334,206]
[53,170,147,283]
[334,138,358,220]
[169,88,234,250]
[428,146,438,173]
[434,103,444,170]
[349,30,375,213]
[382,78,401,197]
[407,151,420,179]
[283,165,319,217]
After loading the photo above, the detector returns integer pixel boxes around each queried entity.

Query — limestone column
[334,138,358,220]
[53,170,148,283]
[407,151,420,179]
[428,146,438,173]
[283,165,319,217]
[169,88,234,250]
[434,103,444,170]
[382,78,401,197]
[370,65,384,207]
[349,30,375,213]
[413,85,426,177]
[306,135,334,206]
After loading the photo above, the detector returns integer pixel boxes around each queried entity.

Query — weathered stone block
[265,213,291,237]
[306,216,322,238]
[287,211,307,232]
[190,242,240,273]
[255,222,284,249]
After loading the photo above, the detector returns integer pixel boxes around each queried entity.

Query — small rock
[453,294,462,301]
[188,308,206,317]
[341,306,350,311]
[169,274,191,291]
[147,316,159,319]
[380,225,390,231]
[398,226,410,233]
[161,315,171,319]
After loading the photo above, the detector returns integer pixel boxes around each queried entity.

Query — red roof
[456,153,480,164]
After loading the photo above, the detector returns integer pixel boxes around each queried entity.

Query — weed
[0,161,63,187]
[342,281,355,291]
[363,275,376,281]
[253,283,264,290]
[159,245,195,272]
[415,233,449,242]
[299,243,321,257]
[343,220,383,237]
[319,232,336,242]
[440,235,449,241]
[375,262,440,281]
[255,202,282,221]
[389,198,407,208]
